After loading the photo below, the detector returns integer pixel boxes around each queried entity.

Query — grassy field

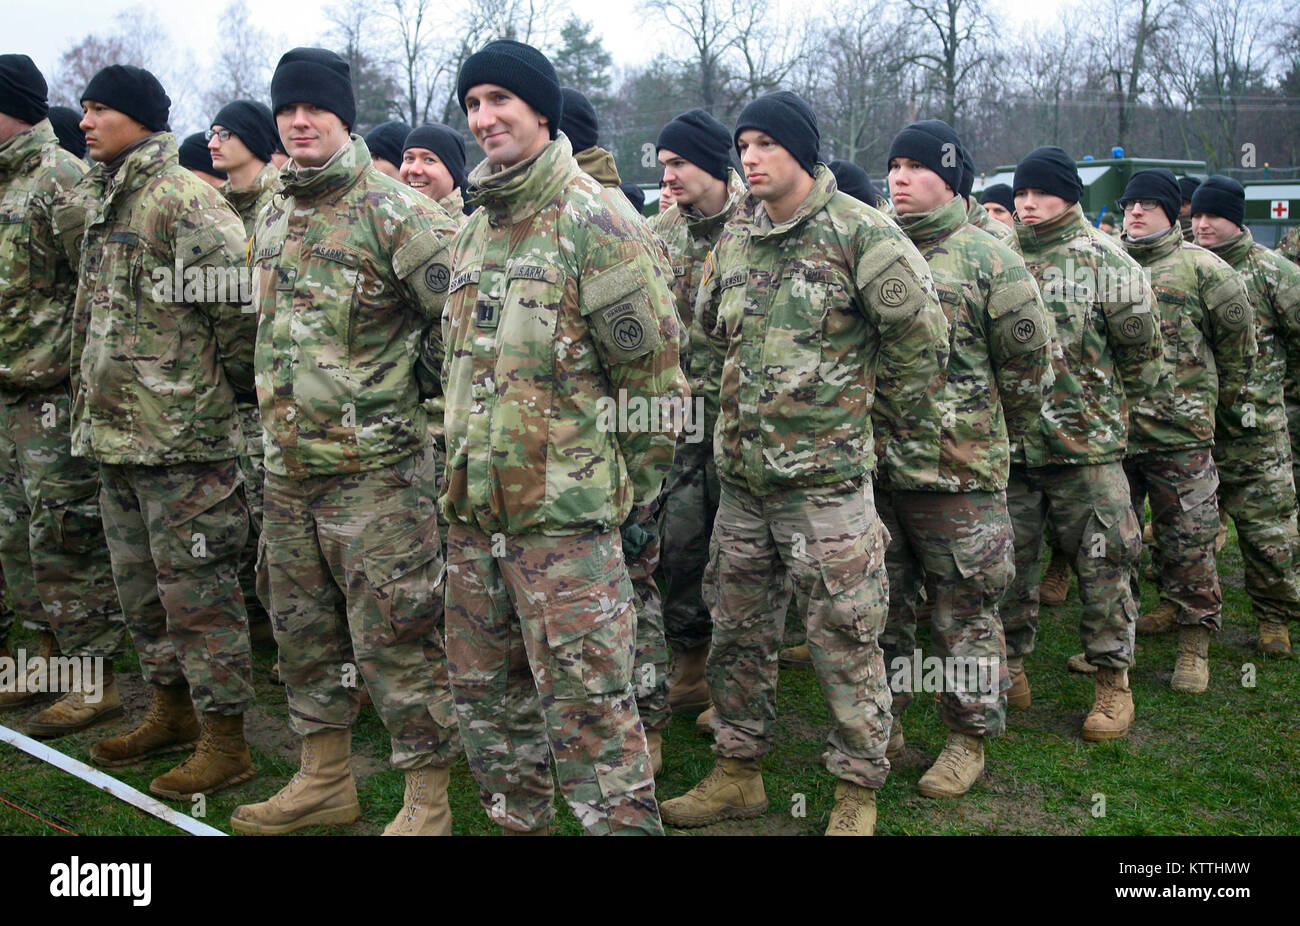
[1,523,1296,836]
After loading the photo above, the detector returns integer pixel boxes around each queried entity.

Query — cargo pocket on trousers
[817,526,887,647]
[362,513,445,646]
[951,529,1014,601]
[162,461,246,560]
[1081,503,1140,568]
[542,584,635,702]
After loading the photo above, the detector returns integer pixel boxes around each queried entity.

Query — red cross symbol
[1273,201,1290,218]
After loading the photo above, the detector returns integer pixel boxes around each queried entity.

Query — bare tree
[900,0,995,125]
[201,0,277,118]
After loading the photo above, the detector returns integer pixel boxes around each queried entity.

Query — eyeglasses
[205,128,234,142]
[1122,199,1160,212]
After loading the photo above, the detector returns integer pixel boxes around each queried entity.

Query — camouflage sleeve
[177,202,257,395]
[853,226,949,452]
[579,235,689,507]
[1100,268,1163,407]
[390,216,456,400]
[50,189,89,274]
[1201,260,1256,413]
[985,264,1054,443]
[697,246,724,444]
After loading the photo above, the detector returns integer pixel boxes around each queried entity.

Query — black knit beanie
[1120,168,1181,226]
[1190,175,1245,227]
[212,99,278,163]
[979,183,1015,214]
[81,64,170,132]
[1178,175,1201,203]
[457,40,562,140]
[47,105,86,159]
[657,108,732,182]
[887,119,963,194]
[271,47,355,129]
[1013,146,1082,203]
[828,159,877,205]
[403,124,468,191]
[364,121,411,168]
[0,54,48,125]
[620,181,645,213]
[733,91,819,177]
[959,144,975,198]
[179,131,225,178]
[559,88,598,151]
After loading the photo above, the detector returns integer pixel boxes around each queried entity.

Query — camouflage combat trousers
[444,524,661,835]
[705,478,892,790]
[1215,431,1300,626]
[0,386,124,656]
[235,401,268,617]
[657,436,720,652]
[877,488,1011,738]
[1124,448,1222,629]
[99,458,253,713]
[627,501,670,734]
[1002,462,1140,669]
[264,446,457,769]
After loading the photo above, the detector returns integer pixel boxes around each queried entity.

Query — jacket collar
[278,135,369,203]
[1122,221,1183,264]
[742,162,836,240]
[466,133,579,227]
[896,194,967,247]
[0,119,57,179]
[1015,202,1088,252]
[1203,227,1253,265]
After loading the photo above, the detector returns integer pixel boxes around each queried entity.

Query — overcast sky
[14,0,1062,87]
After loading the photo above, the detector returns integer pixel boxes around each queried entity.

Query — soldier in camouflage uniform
[1193,176,1300,657]
[228,48,461,837]
[0,55,125,730]
[650,109,746,730]
[979,183,1015,227]
[443,41,685,836]
[877,120,1054,798]
[64,66,257,799]
[1095,170,1254,694]
[1279,226,1300,494]
[1005,146,1163,741]
[960,146,1015,247]
[558,87,674,769]
[208,99,281,626]
[400,123,469,222]
[661,93,948,836]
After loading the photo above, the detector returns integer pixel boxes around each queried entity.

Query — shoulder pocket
[393,226,451,295]
[580,263,664,363]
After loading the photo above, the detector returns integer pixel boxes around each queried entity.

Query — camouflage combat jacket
[883,195,1054,493]
[966,194,1015,246]
[1206,228,1300,441]
[69,133,252,465]
[648,168,747,407]
[699,163,948,496]
[1015,203,1163,467]
[250,135,458,479]
[1123,223,1254,454]
[1279,227,1299,265]
[438,187,466,222]
[0,120,85,392]
[441,135,687,536]
[222,162,279,237]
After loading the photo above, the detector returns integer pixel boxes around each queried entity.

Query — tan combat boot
[0,631,61,711]
[646,730,663,775]
[383,765,451,836]
[886,716,904,761]
[1066,652,1097,674]
[230,728,360,835]
[1006,656,1031,708]
[667,645,709,712]
[824,780,877,836]
[1081,667,1135,741]
[149,713,257,800]
[1039,550,1071,606]
[1170,625,1210,694]
[1136,600,1177,636]
[778,642,812,667]
[660,756,767,827]
[694,705,713,735]
[27,666,124,737]
[90,683,199,767]
[1257,621,1291,655]
[917,733,984,798]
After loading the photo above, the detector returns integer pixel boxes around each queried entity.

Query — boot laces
[828,789,867,831]
[1175,642,1201,675]
[1095,674,1125,717]
[934,738,973,774]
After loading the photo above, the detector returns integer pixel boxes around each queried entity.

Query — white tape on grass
[0,722,226,836]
